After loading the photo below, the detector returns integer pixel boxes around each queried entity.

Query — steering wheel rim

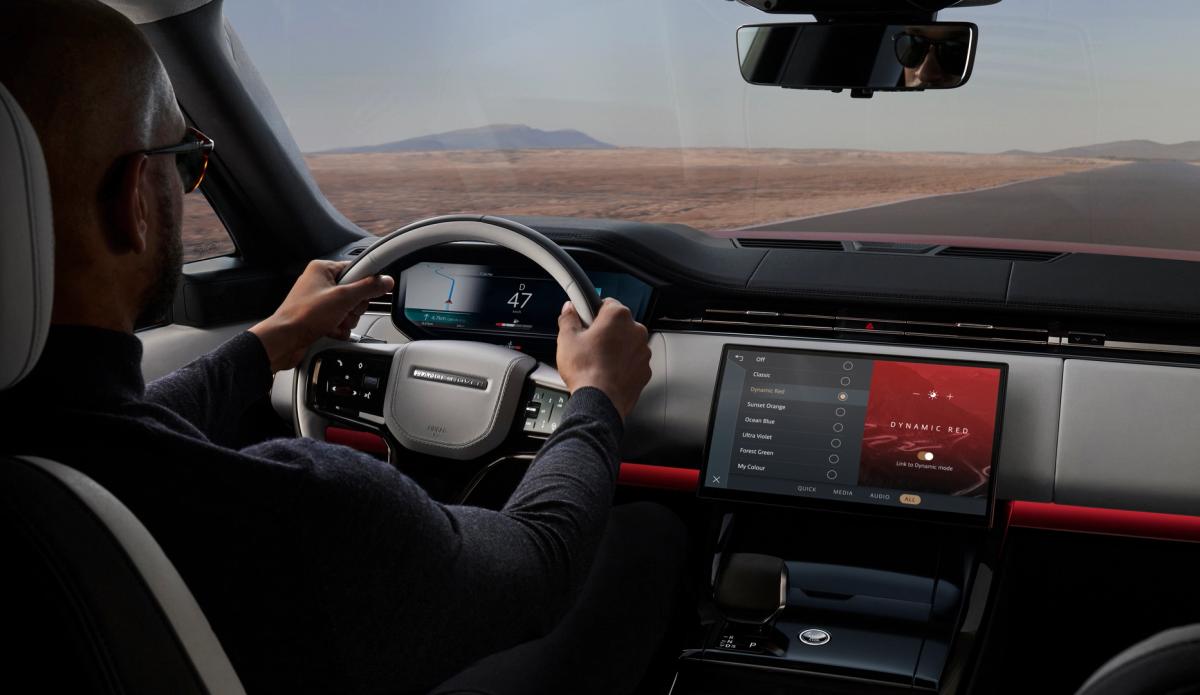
[337,214,602,325]
[293,215,590,460]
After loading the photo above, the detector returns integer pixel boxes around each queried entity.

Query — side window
[182,192,236,262]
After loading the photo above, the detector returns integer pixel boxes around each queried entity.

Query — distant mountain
[1005,139,1200,161]
[321,124,615,153]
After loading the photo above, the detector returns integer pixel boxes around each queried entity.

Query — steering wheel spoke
[302,339,403,434]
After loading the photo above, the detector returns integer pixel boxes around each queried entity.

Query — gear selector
[712,553,790,656]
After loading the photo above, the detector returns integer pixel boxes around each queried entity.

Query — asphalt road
[745,161,1200,252]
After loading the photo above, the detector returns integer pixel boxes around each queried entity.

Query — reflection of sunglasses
[894,33,968,70]
[142,127,214,194]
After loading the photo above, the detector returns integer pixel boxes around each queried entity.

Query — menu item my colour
[702,346,1006,523]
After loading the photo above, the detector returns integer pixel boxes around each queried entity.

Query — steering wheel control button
[310,350,392,417]
[522,387,570,435]
[799,628,831,646]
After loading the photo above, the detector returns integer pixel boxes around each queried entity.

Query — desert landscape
[182,148,1116,262]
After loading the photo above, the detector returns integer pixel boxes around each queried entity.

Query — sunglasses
[893,33,968,71]
[142,126,214,194]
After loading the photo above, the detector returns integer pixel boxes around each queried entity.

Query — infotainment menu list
[723,352,872,490]
[703,346,1006,522]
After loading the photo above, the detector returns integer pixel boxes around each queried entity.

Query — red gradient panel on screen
[858,361,1002,496]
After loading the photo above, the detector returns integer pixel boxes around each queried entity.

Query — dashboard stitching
[744,249,772,289]
[1005,261,1016,303]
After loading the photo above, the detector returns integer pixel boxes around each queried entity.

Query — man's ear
[114,153,152,254]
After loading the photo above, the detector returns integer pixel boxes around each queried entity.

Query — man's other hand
[250,260,394,373]
[556,298,651,420]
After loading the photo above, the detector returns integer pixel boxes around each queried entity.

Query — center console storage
[674,506,990,694]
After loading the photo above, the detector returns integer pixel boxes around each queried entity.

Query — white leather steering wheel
[293,215,601,461]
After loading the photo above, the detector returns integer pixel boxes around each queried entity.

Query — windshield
[219,0,1200,259]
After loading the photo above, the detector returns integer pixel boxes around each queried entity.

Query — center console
[675,345,1008,693]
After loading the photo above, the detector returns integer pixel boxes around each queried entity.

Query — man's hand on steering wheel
[556,298,652,420]
[251,260,395,373]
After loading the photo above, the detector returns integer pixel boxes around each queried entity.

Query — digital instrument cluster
[703,345,1007,524]
[396,262,653,338]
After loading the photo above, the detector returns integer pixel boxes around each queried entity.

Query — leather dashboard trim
[1009,501,1200,544]
[326,426,389,455]
[321,429,702,493]
[617,463,700,491]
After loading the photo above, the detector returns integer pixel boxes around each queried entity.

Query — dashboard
[313,218,1200,692]
[344,218,1200,522]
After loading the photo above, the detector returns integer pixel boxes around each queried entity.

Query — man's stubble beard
[134,178,184,326]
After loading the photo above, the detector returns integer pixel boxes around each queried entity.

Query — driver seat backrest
[1075,624,1200,695]
[0,82,245,693]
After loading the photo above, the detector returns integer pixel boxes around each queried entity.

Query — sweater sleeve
[241,386,625,693]
[145,332,274,445]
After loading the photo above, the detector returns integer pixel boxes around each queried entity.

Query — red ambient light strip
[618,463,700,491]
[1009,501,1200,543]
[324,429,701,492]
[325,426,389,454]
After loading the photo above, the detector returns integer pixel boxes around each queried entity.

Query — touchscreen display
[702,346,1006,522]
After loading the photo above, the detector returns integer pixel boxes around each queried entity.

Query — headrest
[0,82,54,390]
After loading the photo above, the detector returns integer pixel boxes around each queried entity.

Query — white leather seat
[0,81,245,694]
[1076,625,1200,695]
[0,79,52,390]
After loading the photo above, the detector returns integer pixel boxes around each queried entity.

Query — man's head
[897,26,969,89]
[1,0,189,331]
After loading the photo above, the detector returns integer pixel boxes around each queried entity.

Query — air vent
[656,306,1200,358]
[737,238,846,251]
[368,291,394,313]
[852,241,936,254]
[658,307,1051,346]
[937,247,1063,262]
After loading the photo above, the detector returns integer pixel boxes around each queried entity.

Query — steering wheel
[293,215,603,460]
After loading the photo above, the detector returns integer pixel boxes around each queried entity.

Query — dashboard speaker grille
[736,238,846,251]
[936,247,1063,262]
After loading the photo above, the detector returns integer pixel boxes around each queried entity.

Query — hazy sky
[226,0,1200,154]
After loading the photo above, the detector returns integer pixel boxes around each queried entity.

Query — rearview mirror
[737,22,977,96]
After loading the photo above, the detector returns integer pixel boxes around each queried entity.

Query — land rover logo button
[799,628,831,646]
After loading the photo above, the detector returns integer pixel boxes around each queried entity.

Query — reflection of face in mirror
[894,26,970,88]
[736,21,976,93]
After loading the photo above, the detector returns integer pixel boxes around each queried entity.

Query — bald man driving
[0,2,683,694]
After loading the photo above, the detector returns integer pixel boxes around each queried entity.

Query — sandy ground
[182,148,1116,262]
